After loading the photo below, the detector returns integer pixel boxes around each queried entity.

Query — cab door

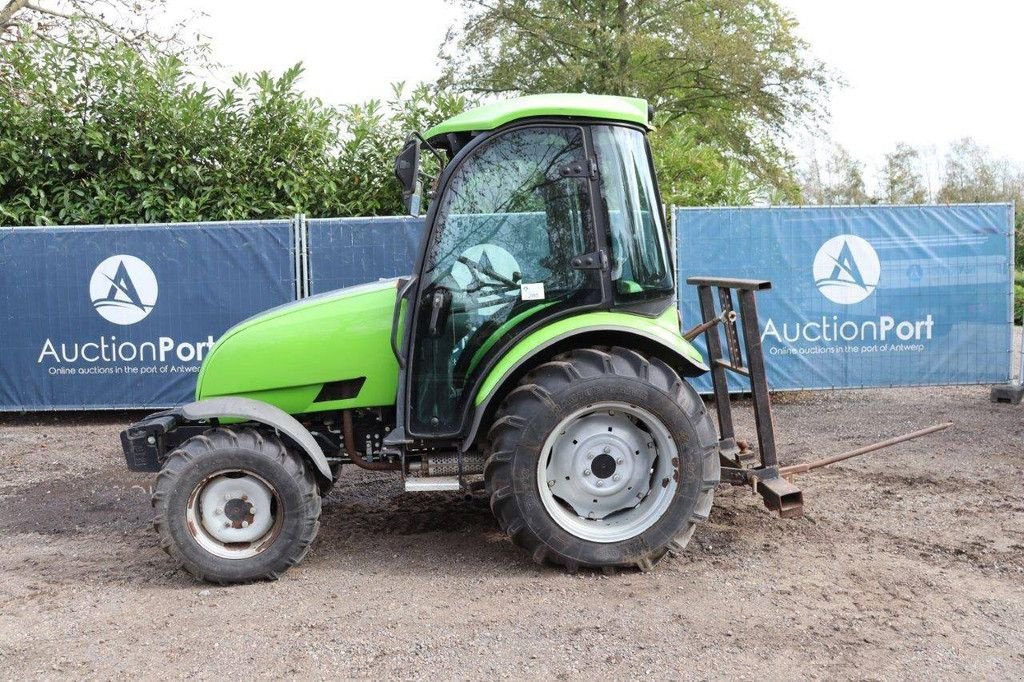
[404,124,605,438]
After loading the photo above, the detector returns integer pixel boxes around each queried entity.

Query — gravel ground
[1,374,1022,679]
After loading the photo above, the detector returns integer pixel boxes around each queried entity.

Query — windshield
[593,126,674,301]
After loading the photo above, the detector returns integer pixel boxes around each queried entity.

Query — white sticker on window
[520,282,545,301]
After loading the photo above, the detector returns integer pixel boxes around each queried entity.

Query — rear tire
[152,426,321,584]
[484,347,719,572]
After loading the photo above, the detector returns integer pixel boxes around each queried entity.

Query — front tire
[484,347,719,572]
[152,426,321,584]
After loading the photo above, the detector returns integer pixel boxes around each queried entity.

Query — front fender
[179,397,332,479]
[122,397,333,479]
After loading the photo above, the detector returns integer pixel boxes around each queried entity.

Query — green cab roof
[424,93,650,140]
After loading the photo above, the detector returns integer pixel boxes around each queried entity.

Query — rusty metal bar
[756,476,804,518]
[713,359,750,377]
[719,287,742,369]
[737,288,779,470]
[682,307,737,342]
[779,422,953,477]
[695,284,736,449]
[686,277,772,291]
[682,316,720,342]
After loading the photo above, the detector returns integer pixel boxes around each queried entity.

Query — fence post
[291,213,303,300]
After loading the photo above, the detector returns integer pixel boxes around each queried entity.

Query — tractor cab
[390,94,680,441]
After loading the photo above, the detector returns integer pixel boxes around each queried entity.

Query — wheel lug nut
[613,474,621,482]
[241,495,248,502]
[215,507,223,516]
[223,521,231,528]
[547,480,555,488]
[616,457,623,465]
[241,521,249,528]
[602,446,610,454]
[583,469,591,476]
[587,453,594,460]
[595,480,604,487]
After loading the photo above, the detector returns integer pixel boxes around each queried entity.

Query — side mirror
[394,135,421,215]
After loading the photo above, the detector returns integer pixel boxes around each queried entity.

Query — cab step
[405,476,461,492]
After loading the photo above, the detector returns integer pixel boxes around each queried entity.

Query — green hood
[195,279,401,415]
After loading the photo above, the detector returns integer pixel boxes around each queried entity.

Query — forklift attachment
[685,276,952,519]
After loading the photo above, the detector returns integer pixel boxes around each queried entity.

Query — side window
[593,126,674,300]
[410,126,600,435]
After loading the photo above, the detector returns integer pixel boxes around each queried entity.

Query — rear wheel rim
[185,469,283,560]
[536,401,679,543]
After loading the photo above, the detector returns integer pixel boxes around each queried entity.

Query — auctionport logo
[89,255,158,325]
[812,235,880,305]
[38,254,214,371]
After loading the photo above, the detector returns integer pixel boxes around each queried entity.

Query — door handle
[427,287,452,337]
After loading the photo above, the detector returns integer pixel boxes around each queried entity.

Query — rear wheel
[152,426,321,584]
[484,347,719,571]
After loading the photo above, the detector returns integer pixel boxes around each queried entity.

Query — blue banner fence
[0,205,1016,409]
[0,220,296,409]
[674,205,1016,393]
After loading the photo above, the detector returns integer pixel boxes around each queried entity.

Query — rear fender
[463,310,709,450]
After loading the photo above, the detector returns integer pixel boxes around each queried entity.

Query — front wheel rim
[185,469,283,560]
[536,401,679,543]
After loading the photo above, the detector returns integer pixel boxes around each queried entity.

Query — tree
[0,0,195,56]
[0,34,467,225]
[937,137,1024,268]
[798,144,869,205]
[878,143,927,204]
[937,138,1023,204]
[651,118,767,206]
[440,0,832,193]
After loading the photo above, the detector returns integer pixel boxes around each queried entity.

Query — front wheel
[484,347,719,571]
[152,426,322,584]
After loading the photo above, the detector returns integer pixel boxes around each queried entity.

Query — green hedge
[1016,281,1024,326]
[0,35,465,225]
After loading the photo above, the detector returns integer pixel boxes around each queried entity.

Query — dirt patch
[1,382,1022,679]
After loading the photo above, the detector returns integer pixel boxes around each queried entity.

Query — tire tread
[485,345,719,573]
[152,426,321,584]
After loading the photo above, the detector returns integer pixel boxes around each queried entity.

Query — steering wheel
[457,254,519,288]
[451,245,521,292]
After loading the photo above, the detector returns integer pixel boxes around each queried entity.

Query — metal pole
[737,289,778,469]
[300,213,310,299]
[292,213,302,301]
[1010,201,1020,384]
[697,284,735,444]
[779,422,953,476]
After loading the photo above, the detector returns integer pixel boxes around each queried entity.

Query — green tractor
[120,93,728,582]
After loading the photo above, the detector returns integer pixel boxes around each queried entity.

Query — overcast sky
[179,0,1023,190]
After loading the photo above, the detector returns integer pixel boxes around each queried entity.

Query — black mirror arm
[414,131,446,166]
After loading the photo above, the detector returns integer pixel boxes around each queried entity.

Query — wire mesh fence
[675,204,1015,392]
[0,205,1015,409]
